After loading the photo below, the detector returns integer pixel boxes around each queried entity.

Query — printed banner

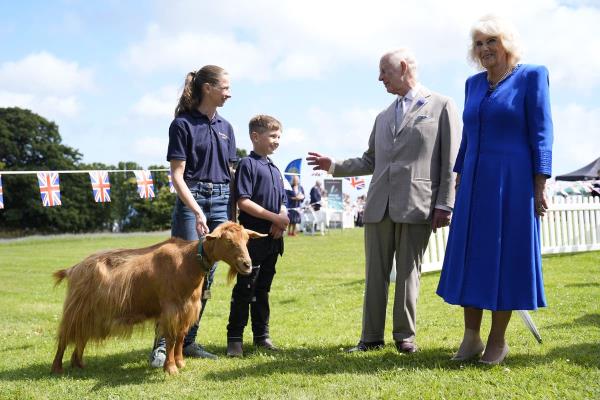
[37,172,62,207]
[134,170,155,199]
[324,178,343,211]
[89,171,111,203]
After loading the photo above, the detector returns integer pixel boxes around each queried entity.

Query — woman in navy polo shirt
[149,65,238,367]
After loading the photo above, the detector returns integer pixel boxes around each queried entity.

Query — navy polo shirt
[167,110,238,183]
[235,151,287,233]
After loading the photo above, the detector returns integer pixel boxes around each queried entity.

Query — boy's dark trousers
[227,238,280,343]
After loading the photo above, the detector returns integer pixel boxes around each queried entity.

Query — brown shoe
[227,341,243,357]
[254,338,279,351]
[395,340,417,354]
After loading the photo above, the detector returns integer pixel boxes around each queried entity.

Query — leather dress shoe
[395,340,418,354]
[346,340,385,353]
[254,338,279,351]
[226,341,243,357]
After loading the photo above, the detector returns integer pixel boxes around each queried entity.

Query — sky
[1,0,599,195]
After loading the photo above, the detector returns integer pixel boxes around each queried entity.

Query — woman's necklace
[488,65,514,91]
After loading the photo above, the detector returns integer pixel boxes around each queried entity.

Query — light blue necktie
[395,96,407,134]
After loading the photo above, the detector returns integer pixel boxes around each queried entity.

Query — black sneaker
[346,340,385,353]
[183,342,218,359]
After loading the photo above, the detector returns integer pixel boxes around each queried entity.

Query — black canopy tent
[555,157,600,181]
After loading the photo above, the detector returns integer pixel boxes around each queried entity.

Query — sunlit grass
[0,230,598,399]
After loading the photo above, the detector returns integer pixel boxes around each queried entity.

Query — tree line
[0,107,246,236]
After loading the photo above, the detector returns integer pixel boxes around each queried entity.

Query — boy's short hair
[249,114,282,135]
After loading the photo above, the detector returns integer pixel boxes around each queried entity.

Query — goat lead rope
[197,240,213,274]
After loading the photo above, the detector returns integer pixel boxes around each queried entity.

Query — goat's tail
[53,269,69,287]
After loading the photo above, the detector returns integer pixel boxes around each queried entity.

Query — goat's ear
[245,229,268,239]
[205,232,219,241]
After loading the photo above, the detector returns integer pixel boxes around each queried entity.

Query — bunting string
[1,167,598,210]
[0,168,170,208]
[0,169,169,175]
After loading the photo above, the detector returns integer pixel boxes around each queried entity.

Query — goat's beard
[227,266,238,285]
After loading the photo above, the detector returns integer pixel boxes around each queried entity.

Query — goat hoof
[51,366,63,374]
[164,364,179,375]
[175,358,185,369]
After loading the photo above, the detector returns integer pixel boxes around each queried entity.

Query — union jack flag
[0,174,4,209]
[345,176,366,190]
[167,172,176,193]
[134,170,155,199]
[89,171,111,202]
[37,172,62,207]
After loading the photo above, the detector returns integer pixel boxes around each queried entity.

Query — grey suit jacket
[333,86,461,224]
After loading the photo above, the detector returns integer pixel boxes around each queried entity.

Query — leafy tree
[0,107,106,233]
[236,148,247,159]
[108,161,143,232]
[77,162,116,230]
[122,164,175,232]
[0,107,250,235]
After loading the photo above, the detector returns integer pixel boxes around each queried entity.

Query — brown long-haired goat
[51,221,266,375]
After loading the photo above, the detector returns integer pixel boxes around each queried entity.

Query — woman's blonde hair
[174,65,227,117]
[468,15,523,69]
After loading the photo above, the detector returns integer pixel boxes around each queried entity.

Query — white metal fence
[421,196,600,273]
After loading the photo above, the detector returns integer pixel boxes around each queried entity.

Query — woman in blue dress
[436,15,553,365]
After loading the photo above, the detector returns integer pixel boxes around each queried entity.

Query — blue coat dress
[436,64,553,311]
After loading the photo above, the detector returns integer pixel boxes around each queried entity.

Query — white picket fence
[421,196,600,273]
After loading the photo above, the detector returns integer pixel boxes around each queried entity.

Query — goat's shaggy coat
[51,221,265,374]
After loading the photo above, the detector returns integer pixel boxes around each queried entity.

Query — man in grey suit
[307,48,460,353]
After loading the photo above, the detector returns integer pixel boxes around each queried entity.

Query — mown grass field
[0,229,598,399]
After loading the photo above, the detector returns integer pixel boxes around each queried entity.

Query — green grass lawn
[0,229,598,399]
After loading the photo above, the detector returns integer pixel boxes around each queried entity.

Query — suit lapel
[397,86,431,133]
[384,101,396,137]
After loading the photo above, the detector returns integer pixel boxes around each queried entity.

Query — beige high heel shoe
[451,340,485,361]
[479,343,509,365]
[452,328,485,361]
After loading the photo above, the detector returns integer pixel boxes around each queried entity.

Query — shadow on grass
[203,341,600,382]
[336,279,364,287]
[565,282,599,288]
[0,348,160,389]
[1,343,34,351]
[545,313,600,329]
[0,342,597,387]
[277,298,298,305]
[505,342,600,368]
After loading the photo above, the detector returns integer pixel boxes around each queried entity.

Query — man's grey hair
[383,48,418,77]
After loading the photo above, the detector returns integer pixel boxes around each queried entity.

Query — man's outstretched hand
[306,152,332,172]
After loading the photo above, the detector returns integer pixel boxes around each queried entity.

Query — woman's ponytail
[174,65,226,117]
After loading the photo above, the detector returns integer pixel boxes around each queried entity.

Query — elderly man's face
[379,56,406,95]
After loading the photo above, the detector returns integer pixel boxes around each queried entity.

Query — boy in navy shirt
[227,115,289,357]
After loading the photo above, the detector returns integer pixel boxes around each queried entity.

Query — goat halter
[197,241,213,273]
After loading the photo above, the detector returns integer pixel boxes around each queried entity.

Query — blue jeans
[154,181,230,349]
